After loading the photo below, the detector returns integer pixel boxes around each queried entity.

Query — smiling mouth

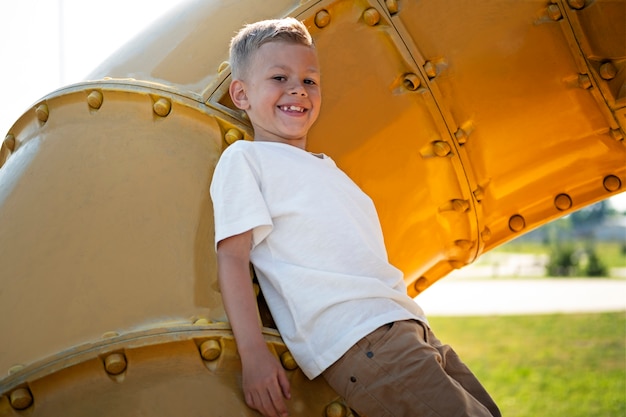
[279,105,306,113]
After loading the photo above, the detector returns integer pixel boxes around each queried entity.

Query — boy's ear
[229,79,250,110]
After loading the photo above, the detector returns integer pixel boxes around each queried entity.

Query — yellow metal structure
[0,0,624,415]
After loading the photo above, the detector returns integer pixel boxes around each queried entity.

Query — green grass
[428,313,626,417]
[490,240,626,270]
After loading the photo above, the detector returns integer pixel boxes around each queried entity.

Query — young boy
[210,18,501,417]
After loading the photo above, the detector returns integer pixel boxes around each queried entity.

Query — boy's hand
[241,347,291,417]
[216,231,291,417]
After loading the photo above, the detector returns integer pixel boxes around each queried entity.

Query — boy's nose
[289,83,307,96]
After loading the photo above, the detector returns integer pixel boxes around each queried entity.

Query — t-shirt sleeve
[210,144,273,250]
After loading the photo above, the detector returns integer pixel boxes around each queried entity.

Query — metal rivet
[4,134,16,152]
[610,129,624,141]
[325,401,347,417]
[200,339,222,361]
[603,175,621,192]
[547,4,562,20]
[424,61,437,79]
[449,261,465,269]
[366,351,374,358]
[8,364,24,375]
[35,103,49,122]
[452,199,470,213]
[225,128,243,144]
[87,90,103,110]
[385,0,399,15]
[508,214,526,232]
[554,193,573,211]
[10,387,33,410]
[315,10,331,28]
[455,128,468,144]
[218,61,230,73]
[433,141,451,157]
[578,74,592,89]
[363,8,381,26]
[567,0,586,10]
[153,97,172,117]
[473,186,485,202]
[481,227,492,242]
[455,240,472,250]
[403,73,421,91]
[414,277,428,292]
[599,62,617,80]
[350,376,357,383]
[104,353,127,375]
[280,351,298,370]
[194,318,211,326]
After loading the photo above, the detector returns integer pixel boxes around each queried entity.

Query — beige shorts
[322,320,500,417]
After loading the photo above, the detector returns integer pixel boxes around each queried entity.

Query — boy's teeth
[281,105,304,112]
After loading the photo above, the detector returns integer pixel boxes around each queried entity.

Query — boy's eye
[273,76,286,81]
[304,79,317,85]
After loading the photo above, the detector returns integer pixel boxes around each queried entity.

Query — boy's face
[229,41,321,148]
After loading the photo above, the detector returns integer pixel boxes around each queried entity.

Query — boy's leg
[322,320,500,417]
[426,327,501,417]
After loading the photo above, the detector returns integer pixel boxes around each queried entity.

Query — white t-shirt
[210,140,427,379]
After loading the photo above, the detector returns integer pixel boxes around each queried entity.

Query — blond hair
[229,18,314,79]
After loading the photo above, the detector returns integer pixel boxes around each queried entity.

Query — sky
[1,0,625,212]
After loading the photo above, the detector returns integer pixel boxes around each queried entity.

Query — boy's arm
[216,231,291,417]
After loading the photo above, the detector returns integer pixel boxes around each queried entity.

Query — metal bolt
[9,387,33,410]
[508,214,526,232]
[473,186,485,202]
[403,73,421,91]
[363,8,381,26]
[4,134,16,152]
[554,193,572,211]
[424,61,437,79]
[547,4,562,20]
[578,74,592,89]
[455,128,469,144]
[325,401,347,417]
[567,0,586,10]
[413,277,428,293]
[432,141,451,157]
[153,97,172,117]
[225,128,243,144]
[218,61,230,73]
[599,62,617,80]
[315,10,331,28]
[455,240,472,250]
[104,352,127,375]
[280,351,298,370]
[451,199,470,213]
[481,227,492,242]
[609,129,624,141]
[603,175,621,192]
[449,261,465,269]
[87,90,103,110]
[193,318,211,326]
[200,339,222,361]
[385,0,399,15]
[35,103,49,122]
[8,364,24,375]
